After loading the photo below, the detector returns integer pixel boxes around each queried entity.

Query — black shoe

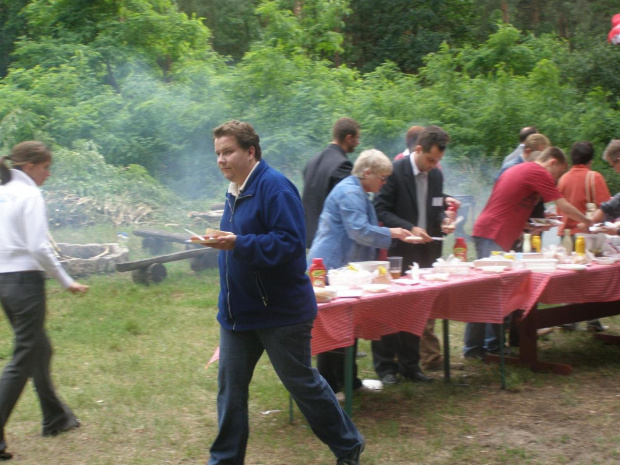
[587,320,608,332]
[487,346,512,356]
[42,418,80,437]
[463,350,484,361]
[0,450,12,461]
[558,323,577,332]
[407,370,433,383]
[380,373,400,385]
[337,440,365,465]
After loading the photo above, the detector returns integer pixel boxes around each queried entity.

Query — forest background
[2,0,620,227]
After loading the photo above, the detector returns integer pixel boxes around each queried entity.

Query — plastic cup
[388,256,403,279]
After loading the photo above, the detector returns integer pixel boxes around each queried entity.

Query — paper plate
[362,284,391,293]
[556,264,587,271]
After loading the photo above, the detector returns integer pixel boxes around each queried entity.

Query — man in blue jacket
[206,120,364,465]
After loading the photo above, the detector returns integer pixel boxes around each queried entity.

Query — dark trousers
[0,271,76,451]
[316,340,362,394]
[371,331,421,379]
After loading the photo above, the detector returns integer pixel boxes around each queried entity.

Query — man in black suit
[302,118,360,248]
[372,125,454,384]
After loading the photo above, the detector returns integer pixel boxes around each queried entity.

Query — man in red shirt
[464,148,591,359]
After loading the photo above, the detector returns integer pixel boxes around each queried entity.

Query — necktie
[416,171,427,231]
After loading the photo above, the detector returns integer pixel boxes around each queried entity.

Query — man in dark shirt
[302,118,360,248]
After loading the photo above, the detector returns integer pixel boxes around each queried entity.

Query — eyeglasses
[378,175,389,182]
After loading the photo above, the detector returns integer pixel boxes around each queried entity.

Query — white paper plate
[424,273,450,281]
[556,264,587,271]
[362,284,391,293]
[393,278,420,285]
[479,266,508,273]
[404,236,423,243]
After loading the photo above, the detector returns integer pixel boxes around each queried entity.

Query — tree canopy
[1,0,620,213]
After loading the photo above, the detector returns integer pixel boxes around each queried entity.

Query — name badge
[432,197,443,207]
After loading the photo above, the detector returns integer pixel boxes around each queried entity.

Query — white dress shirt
[0,169,73,287]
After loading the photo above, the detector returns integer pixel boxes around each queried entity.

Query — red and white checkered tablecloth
[428,268,534,323]
[532,262,620,306]
[312,268,534,354]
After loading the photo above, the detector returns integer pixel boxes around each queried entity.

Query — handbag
[585,171,597,220]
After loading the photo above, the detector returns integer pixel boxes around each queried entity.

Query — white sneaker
[335,391,346,402]
[359,379,383,391]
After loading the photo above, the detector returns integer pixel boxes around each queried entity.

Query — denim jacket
[307,176,392,270]
[601,192,620,220]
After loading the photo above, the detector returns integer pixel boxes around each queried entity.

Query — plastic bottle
[575,236,586,255]
[522,233,532,253]
[309,258,327,287]
[453,237,468,262]
[562,230,573,254]
[531,235,541,253]
[446,203,458,221]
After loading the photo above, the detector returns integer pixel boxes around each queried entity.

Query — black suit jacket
[374,157,445,269]
[302,144,353,247]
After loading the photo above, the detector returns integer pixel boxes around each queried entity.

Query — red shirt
[473,162,562,251]
[557,165,611,235]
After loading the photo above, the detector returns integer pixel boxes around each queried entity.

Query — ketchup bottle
[446,203,458,221]
[453,237,468,262]
[309,258,327,287]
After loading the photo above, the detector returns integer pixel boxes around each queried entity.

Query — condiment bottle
[522,233,532,253]
[453,237,468,261]
[309,258,327,287]
[575,236,586,255]
[446,203,458,221]
[562,230,573,254]
[531,235,541,253]
[410,262,420,283]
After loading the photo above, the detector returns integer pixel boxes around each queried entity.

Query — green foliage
[2,1,620,210]
[44,141,181,226]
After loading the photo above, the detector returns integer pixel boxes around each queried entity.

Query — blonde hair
[602,139,620,164]
[352,149,393,177]
[524,133,550,152]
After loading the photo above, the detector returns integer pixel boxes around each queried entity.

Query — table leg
[499,322,506,389]
[344,345,354,416]
[442,319,450,382]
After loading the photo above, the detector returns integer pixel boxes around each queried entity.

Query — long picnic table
[312,262,620,414]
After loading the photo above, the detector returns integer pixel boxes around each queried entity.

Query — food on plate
[373,265,392,284]
[571,253,589,265]
[205,228,231,238]
[313,286,337,303]
[529,218,562,227]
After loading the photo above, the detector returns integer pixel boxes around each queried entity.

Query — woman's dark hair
[0,141,52,185]
[570,141,594,165]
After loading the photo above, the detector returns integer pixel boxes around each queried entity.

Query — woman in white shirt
[0,141,88,461]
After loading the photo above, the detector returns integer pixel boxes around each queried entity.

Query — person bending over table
[0,141,89,461]
[307,149,412,398]
[205,120,365,465]
[466,147,591,360]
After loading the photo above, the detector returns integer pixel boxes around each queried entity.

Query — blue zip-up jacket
[217,160,317,331]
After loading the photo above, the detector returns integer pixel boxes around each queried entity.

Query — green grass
[0,228,619,464]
